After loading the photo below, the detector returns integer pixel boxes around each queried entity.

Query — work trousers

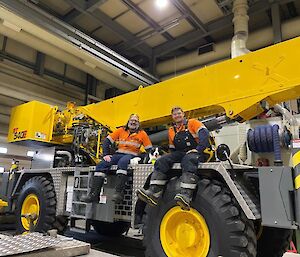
[96,153,135,174]
[154,151,200,175]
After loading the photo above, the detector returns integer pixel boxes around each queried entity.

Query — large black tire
[92,220,130,237]
[16,176,57,233]
[257,227,293,257]
[143,178,257,257]
[53,215,69,234]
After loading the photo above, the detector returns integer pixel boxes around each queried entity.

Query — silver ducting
[273,104,299,139]
[56,150,73,163]
[231,0,250,58]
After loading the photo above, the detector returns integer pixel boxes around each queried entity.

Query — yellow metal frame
[7,37,300,149]
[81,36,300,128]
[7,101,56,143]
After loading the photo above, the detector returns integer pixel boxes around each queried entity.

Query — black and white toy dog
[130,146,165,165]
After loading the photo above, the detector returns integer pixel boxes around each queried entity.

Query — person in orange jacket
[81,114,152,203]
[137,106,214,210]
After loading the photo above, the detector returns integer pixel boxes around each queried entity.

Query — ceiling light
[27,151,35,157]
[155,0,169,9]
[0,147,7,154]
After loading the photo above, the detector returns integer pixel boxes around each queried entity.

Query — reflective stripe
[117,149,138,156]
[145,145,153,150]
[295,175,300,190]
[293,151,300,168]
[150,180,167,185]
[169,144,175,149]
[107,135,114,143]
[180,182,197,189]
[119,140,141,147]
[94,172,106,177]
[116,169,128,175]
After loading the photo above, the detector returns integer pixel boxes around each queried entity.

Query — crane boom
[7,36,300,148]
[81,36,300,128]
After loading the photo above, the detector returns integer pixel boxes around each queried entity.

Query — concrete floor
[65,228,145,257]
[69,228,299,257]
[82,249,118,257]
[0,224,298,257]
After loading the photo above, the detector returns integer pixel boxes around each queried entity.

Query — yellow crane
[1,36,300,257]
[7,36,300,150]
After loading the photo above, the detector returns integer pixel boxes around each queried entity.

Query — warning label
[292,139,300,149]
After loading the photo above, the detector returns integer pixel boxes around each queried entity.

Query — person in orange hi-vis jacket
[81,114,152,203]
[137,106,214,210]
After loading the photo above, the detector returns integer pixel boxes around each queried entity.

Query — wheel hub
[21,194,40,231]
[160,206,210,257]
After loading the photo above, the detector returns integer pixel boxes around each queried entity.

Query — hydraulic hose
[247,124,282,165]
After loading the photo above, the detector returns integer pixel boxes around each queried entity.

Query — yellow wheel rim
[21,194,40,231]
[160,206,210,257]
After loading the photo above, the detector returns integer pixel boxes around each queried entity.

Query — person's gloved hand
[103,155,112,162]
[130,157,141,165]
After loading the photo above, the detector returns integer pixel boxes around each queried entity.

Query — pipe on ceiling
[0,6,137,91]
[0,22,136,92]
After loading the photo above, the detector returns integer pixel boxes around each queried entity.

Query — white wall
[0,34,91,138]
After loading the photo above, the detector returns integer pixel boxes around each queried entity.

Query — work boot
[174,173,199,211]
[112,174,128,203]
[81,175,104,203]
[137,171,167,207]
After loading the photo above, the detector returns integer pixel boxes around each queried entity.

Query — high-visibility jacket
[107,127,152,156]
[168,119,205,151]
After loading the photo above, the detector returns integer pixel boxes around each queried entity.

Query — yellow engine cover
[7,101,55,144]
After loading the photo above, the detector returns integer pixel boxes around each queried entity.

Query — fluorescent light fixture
[0,147,7,154]
[0,167,4,172]
[155,0,169,9]
[27,151,35,157]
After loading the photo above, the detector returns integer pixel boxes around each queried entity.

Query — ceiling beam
[171,0,213,43]
[65,0,153,57]
[121,0,173,41]
[114,16,185,54]
[154,0,291,57]
[63,0,108,22]
[0,0,158,85]
[171,0,207,33]
[63,8,81,22]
